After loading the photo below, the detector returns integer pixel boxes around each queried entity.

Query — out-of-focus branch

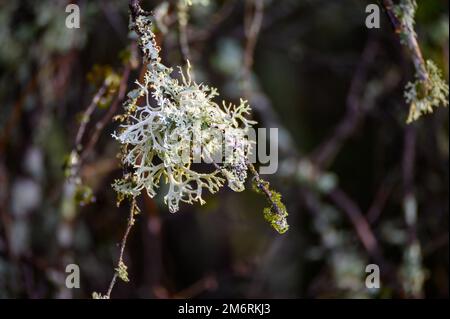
[0,76,38,153]
[80,65,132,162]
[311,38,378,168]
[105,198,138,299]
[400,125,425,298]
[189,0,237,43]
[74,82,108,152]
[243,0,264,87]
[177,1,191,63]
[327,188,383,263]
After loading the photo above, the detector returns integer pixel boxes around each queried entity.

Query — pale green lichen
[392,0,449,123]
[405,60,449,123]
[113,12,256,213]
[92,292,109,299]
[252,177,289,234]
[115,260,129,282]
[263,192,289,234]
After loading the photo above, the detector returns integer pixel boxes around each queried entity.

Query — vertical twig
[105,197,137,299]
[80,65,132,162]
[74,82,108,152]
[243,0,264,95]
[327,188,383,264]
[382,0,428,82]
[401,126,425,298]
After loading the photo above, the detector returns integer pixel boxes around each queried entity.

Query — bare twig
[177,1,191,63]
[327,188,383,263]
[80,65,132,162]
[243,0,264,84]
[241,0,264,100]
[74,82,108,151]
[312,38,378,168]
[400,125,426,298]
[105,197,137,299]
[189,0,237,43]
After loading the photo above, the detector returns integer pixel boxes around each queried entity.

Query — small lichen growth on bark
[115,260,130,282]
[251,165,289,234]
[391,0,449,123]
[404,60,449,123]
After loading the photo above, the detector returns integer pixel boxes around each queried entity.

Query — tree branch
[382,0,428,82]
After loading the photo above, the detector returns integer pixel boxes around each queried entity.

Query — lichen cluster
[404,60,449,123]
[112,12,256,213]
[393,0,449,123]
[250,166,289,234]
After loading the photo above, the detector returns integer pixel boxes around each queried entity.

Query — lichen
[115,260,129,282]
[393,0,417,48]
[405,60,449,123]
[92,292,109,299]
[252,177,289,234]
[113,12,256,213]
[263,191,289,234]
[392,0,449,123]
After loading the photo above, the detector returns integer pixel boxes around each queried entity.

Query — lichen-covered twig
[383,0,427,82]
[248,163,288,234]
[243,0,264,90]
[312,38,379,168]
[74,82,109,153]
[95,0,289,297]
[382,0,448,123]
[93,198,139,299]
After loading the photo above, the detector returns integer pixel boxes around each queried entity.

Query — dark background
[0,0,448,298]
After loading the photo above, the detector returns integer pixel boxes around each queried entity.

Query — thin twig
[177,1,191,63]
[243,0,264,95]
[74,82,109,151]
[366,175,395,225]
[382,0,428,82]
[80,65,131,162]
[105,197,137,299]
[189,0,237,43]
[327,188,383,263]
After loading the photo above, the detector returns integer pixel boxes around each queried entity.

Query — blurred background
[0,0,448,298]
